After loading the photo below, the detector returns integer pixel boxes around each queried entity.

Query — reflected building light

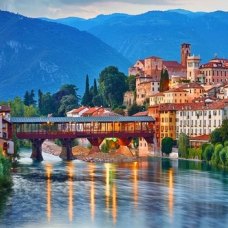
[105,163,111,210]
[67,162,74,222]
[46,164,52,222]
[133,162,138,208]
[168,168,174,220]
[89,163,96,222]
[112,184,117,224]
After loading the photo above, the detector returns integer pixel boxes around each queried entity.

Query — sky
[0,0,227,19]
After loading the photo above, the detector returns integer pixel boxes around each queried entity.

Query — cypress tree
[38,89,43,113]
[81,75,90,106]
[24,91,30,106]
[159,69,169,92]
[93,79,98,96]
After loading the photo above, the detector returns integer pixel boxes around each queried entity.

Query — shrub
[178,133,189,158]
[188,147,202,160]
[219,148,227,166]
[211,143,223,165]
[224,141,228,147]
[0,150,12,188]
[203,144,214,161]
[161,137,173,155]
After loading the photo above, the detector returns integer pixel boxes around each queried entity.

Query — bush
[211,143,223,165]
[161,137,173,155]
[219,148,227,166]
[224,141,228,147]
[0,150,12,188]
[203,144,214,161]
[188,147,202,160]
[101,143,109,153]
[178,133,189,158]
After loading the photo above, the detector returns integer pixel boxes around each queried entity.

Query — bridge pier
[60,139,74,161]
[116,138,133,155]
[31,139,45,162]
[87,138,103,153]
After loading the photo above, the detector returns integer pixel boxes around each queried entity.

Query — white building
[176,100,228,138]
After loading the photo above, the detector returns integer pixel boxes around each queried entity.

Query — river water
[1,149,228,228]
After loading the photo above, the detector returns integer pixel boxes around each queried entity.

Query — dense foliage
[159,69,169,92]
[178,133,189,158]
[161,137,173,155]
[0,149,12,188]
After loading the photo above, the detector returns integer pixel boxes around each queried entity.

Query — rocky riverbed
[42,140,140,163]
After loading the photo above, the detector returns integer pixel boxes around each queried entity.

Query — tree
[23,91,30,106]
[211,143,223,165]
[203,144,214,161]
[127,104,145,116]
[93,79,98,97]
[99,66,128,108]
[220,119,228,142]
[159,69,169,92]
[127,75,136,91]
[24,105,39,117]
[58,94,79,116]
[10,97,25,117]
[178,133,189,158]
[161,137,173,155]
[39,92,54,116]
[52,84,80,116]
[210,128,223,144]
[38,89,43,112]
[81,75,92,106]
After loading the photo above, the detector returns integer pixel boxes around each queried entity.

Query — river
[1,149,228,227]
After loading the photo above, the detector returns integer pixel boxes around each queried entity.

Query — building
[123,91,135,107]
[187,55,201,82]
[176,100,228,138]
[199,58,228,85]
[181,43,191,67]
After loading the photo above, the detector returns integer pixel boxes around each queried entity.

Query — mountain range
[45,10,228,63]
[0,11,130,100]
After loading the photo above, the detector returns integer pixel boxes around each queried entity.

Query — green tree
[39,92,54,116]
[58,94,79,116]
[93,79,98,97]
[24,105,39,117]
[159,69,169,92]
[52,84,80,116]
[161,137,173,155]
[211,143,223,165]
[178,133,189,158]
[127,75,136,91]
[23,91,30,106]
[220,119,228,142]
[203,144,214,161]
[210,128,223,144]
[127,104,145,116]
[10,97,24,117]
[219,147,227,166]
[81,75,92,106]
[99,66,128,108]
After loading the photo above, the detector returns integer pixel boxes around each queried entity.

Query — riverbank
[42,140,139,163]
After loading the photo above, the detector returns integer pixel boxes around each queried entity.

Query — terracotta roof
[180,82,204,89]
[150,92,165,97]
[158,100,228,111]
[190,134,210,141]
[0,105,10,113]
[68,106,88,114]
[82,107,103,116]
[163,88,187,93]
[133,111,148,116]
[200,58,228,69]
[95,111,122,117]
[163,61,184,69]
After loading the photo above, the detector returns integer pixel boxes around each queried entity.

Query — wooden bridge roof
[9,116,155,124]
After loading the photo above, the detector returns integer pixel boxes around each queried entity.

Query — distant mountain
[46,10,228,63]
[0,11,130,100]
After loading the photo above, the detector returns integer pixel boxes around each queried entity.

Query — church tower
[181,43,191,68]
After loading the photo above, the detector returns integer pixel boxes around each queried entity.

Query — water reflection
[105,163,117,224]
[45,164,52,222]
[132,162,138,208]
[89,163,95,221]
[67,162,74,222]
[168,168,174,220]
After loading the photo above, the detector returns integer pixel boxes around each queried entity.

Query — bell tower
[181,43,191,68]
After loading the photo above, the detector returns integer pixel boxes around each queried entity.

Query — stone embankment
[42,140,139,163]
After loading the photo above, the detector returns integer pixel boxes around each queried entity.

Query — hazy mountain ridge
[0,10,130,100]
[45,10,228,63]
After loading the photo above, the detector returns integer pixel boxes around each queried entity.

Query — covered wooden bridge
[10,116,155,161]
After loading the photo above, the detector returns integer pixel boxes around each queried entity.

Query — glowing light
[168,168,174,220]
[45,164,52,222]
[89,163,96,221]
[105,163,111,210]
[67,162,74,222]
[133,162,138,208]
[112,184,117,224]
